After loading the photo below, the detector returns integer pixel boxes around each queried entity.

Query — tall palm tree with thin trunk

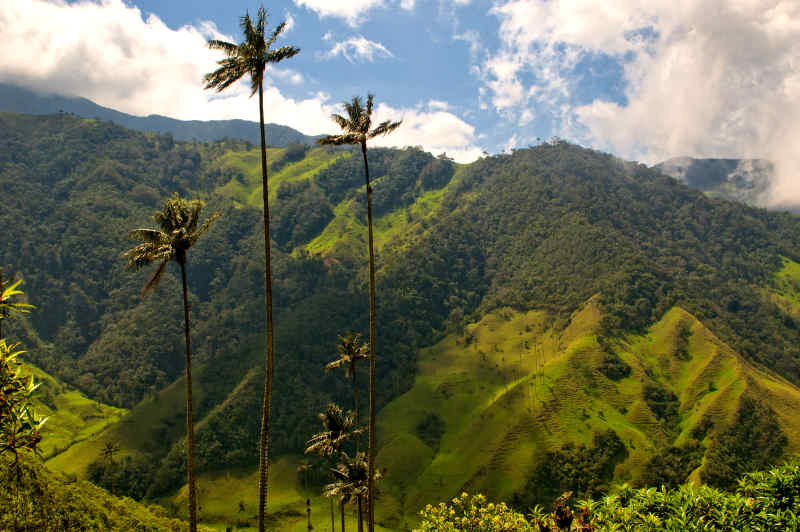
[318,95,401,532]
[203,8,299,531]
[123,194,219,532]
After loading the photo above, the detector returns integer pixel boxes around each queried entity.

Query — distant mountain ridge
[0,82,319,147]
[654,156,775,207]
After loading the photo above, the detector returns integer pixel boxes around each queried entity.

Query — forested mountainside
[0,82,318,146]
[4,112,800,527]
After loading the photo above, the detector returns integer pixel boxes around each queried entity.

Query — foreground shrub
[418,461,800,531]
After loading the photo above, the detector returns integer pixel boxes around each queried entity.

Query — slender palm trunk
[331,497,335,532]
[353,371,363,532]
[361,141,377,532]
[180,257,198,532]
[257,80,276,532]
[341,500,346,532]
[357,495,364,532]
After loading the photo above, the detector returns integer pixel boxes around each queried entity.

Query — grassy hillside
[213,145,351,207]
[376,295,800,529]
[20,360,127,460]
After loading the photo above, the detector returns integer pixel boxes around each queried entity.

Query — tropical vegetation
[4,3,800,529]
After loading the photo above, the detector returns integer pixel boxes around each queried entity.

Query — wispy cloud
[320,35,395,63]
[293,0,414,26]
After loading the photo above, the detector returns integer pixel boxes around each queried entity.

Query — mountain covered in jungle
[4,110,800,529]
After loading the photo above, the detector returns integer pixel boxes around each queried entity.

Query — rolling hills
[5,112,800,529]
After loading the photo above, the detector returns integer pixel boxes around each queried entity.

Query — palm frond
[365,94,374,116]
[128,229,167,245]
[206,39,239,56]
[266,45,301,64]
[330,114,351,132]
[266,21,286,49]
[191,211,221,246]
[324,359,344,372]
[369,119,402,139]
[317,133,360,146]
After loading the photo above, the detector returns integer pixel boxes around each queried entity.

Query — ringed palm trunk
[361,140,377,532]
[257,80,277,532]
[354,370,363,532]
[179,256,198,532]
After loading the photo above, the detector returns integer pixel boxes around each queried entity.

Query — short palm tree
[325,452,377,532]
[304,403,362,458]
[204,10,299,530]
[318,95,401,532]
[325,333,369,426]
[123,194,219,532]
[0,269,35,341]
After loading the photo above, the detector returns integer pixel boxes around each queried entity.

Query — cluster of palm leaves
[123,3,401,531]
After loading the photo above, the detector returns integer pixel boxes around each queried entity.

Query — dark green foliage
[415,412,445,451]
[87,455,153,500]
[0,456,185,531]
[690,416,714,441]
[597,354,631,381]
[273,181,333,250]
[643,385,680,426]
[270,142,309,174]
[702,397,788,488]
[675,321,692,360]
[514,430,628,509]
[641,442,704,488]
[315,148,390,204]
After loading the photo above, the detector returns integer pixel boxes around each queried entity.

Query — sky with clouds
[1,0,799,194]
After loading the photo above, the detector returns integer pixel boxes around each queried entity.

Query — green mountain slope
[378,296,800,528]
[7,115,800,529]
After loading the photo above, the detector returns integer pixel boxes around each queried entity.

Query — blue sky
[1,0,800,183]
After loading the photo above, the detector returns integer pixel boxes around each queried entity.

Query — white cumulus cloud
[483,0,800,204]
[363,101,483,163]
[0,0,330,134]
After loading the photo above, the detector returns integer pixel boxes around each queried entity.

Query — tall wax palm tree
[203,10,299,530]
[123,195,219,532]
[318,95,401,532]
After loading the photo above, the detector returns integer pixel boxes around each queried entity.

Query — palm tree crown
[305,403,362,458]
[318,95,402,150]
[326,332,369,379]
[123,195,219,289]
[204,7,299,95]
